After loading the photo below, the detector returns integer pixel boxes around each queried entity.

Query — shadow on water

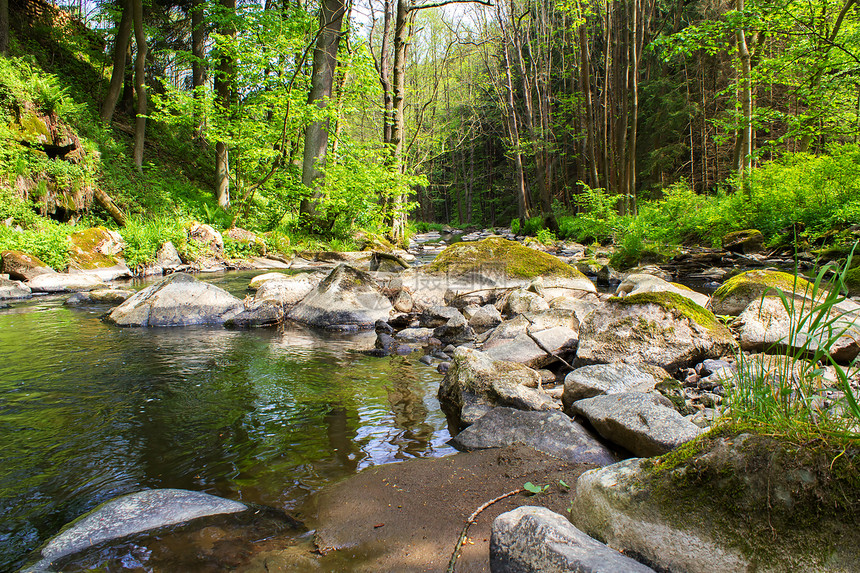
[0,286,454,571]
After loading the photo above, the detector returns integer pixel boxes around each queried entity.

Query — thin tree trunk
[214,0,236,209]
[132,0,147,171]
[0,0,8,57]
[100,0,133,124]
[735,0,752,188]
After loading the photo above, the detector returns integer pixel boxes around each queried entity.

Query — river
[0,271,455,571]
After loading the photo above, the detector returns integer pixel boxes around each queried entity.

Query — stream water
[0,271,455,571]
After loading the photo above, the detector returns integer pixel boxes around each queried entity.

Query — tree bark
[0,0,10,57]
[214,0,236,209]
[132,0,147,171]
[735,0,752,187]
[299,0,346,224]
[100,0,133,124]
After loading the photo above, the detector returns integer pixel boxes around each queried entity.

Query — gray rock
[23,489,246,572]
[156,240,183,270]
[483,315,530,349]
[0,276,31,300]
[439,348,557,429]
[226,299,285,328]
[562,363,670,411]
[505,289,550,315]
[469,304,503,333]
[484,326,578,369]
[288,264,392,330]
[451,408,616,466]
[64,288,135,306]
[420,305,464,328]
[254,272,323,308]
[1,250,55,281]
[433,311,475,344]
[616,273,710,308]
[28,273,107,293]
[395,327,436,343]
[106,273,244,327]
[491,506,655,573]
[528,275,597,300]
[736,297,860,363]
[575,293,736,372]
[571,392,702,457]
[248,271,289,290]
[68,263,132,282]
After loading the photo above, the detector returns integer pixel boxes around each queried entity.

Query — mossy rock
[846,266,860,297]
[722,229,764,254]
[69,227,124,270]
[427,237,583,281]
[710,270,815,316]
[612,291,726,334]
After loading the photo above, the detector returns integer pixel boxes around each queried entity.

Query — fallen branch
[446,488,523,573]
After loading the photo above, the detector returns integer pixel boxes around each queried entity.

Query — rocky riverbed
[4,229,860,572]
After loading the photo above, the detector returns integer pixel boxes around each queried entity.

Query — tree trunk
[299,0,346,224]
[100,0,133,124]
[132,0,147,171]
[379,0,395,145]
[500,21,528,224]
[214,0,236,209]
[735,0,752,188]
[0,0,10,57]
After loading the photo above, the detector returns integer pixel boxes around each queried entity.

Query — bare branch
[410,0,493,12]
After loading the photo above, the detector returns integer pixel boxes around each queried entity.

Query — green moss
[610,291,726,333]
[712,270,813,304]
[427,237,584,280]
[722,229,763,244]
[643,424,860,569]
[68,227,117,269]
[845,266,860,296]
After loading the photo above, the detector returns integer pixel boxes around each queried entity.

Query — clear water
[0,272,454,571]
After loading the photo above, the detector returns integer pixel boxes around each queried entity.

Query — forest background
[1,0,860,271]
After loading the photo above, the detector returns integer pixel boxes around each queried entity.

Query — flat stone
[562,363,670,411]
[28,273,106,293]
[394,327,436,343]
[0,276,31,300]
[491,506,655,573]
[571,392,702,457]
[23,489,246,572]
[451,407,616,466]
[484,326,578,369]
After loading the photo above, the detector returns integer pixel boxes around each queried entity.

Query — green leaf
[523,482,547,495]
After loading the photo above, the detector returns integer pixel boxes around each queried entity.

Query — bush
[0,224,72,270]
[119,217,190,270]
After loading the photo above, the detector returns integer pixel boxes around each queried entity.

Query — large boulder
[28,272,106,293]
[570,433,860,572]
[736,297,860,364]
[575,292,736,372]
[0,276,31,300]
[106,273,244,326]
[22,489,247,572]
[562,363,671,412]
[710,270,815,316]
[468,303,503,333]
[491,506,656,573]
[505,289,550,315]
[1,250,55,281]
[427,237,586,285]
[527,275,598,300]
[287,264,392,330]
[439,347,557,429]
[68,227,131,281]
[253,272,323,308]
[616,273,710,308]
[570,392,702,457]
[450,407,616,466]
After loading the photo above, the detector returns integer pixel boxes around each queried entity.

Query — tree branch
[410,0,493,12]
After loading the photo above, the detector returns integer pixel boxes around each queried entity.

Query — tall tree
[300,0,347,227]
[100,0,134,124]
[214,0,236,209]
[132,0,147,170]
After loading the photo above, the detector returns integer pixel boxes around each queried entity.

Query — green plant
[119,217,190,270]
[535,228,556,245]
[523,482,549,495]
[726,245,860,439]
[0,223,72,270]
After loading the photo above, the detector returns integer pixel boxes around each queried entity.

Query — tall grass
[727,246,860,439]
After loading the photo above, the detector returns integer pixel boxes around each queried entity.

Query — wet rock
[106,273,243,327]
[736,297,860,364]
[64,288,135,305]
[433,311,475,345]
[0,276,31,300]
[484,326,578,369]
[571,392,702,457]
[420,305,464,328]
[394,327,435,343]
[254,273,323,309]
[439,348,557,429]
[1,250,55,281]
[226,299,285,328]
[491,506,655,573]
[288,264,392,330]
[375,333,413,355]
[451,408,616,466]
[562,363,670,412]
[575,292,736,372]
[22,489,247,572]
[28,272,106,293]
[616,273,710,308]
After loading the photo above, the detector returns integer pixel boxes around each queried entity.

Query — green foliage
[0,224,71,270]
[535,228,556,245]
[523,481,549,495]
[558,184,622,243]
[726,248,860,440]
[119,217,191,271]
[510,218,520,234]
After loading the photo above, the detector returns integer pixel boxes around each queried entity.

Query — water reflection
[0,292,453,571]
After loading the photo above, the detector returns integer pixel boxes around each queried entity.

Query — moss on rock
[711,270,815,316]
[427,237,584,280]
[611,291,726,334]
[845,266,860,297]
[69,227,122,269]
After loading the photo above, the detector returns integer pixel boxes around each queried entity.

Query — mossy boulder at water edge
[1,250,56,280]
[722,229,765,254]
[68,227,131,281]
[569,431,860,572]
[575,291,736,372]
[710,269,816,316]
[846,266,860,297]
[427,237,588,284]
